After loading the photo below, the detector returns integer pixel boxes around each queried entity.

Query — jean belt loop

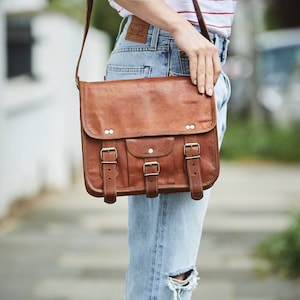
[150,25,160,50]
[210,32,230,65]
[221,38,230,64]
[214,33,220,48]
[117,16,128,41]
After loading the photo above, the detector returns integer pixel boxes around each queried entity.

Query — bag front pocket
[126,137,177,188]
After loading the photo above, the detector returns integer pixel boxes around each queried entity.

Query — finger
[213,52,222,85]
[189,56,198,86]
[197,55,206,94]
[205,56,214,96]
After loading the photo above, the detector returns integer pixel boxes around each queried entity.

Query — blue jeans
[105,16,231,300]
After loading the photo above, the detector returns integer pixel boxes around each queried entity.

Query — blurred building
[0,0,110,218]
[228,0,300,123]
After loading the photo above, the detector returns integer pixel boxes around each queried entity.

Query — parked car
[225,27,300,124]
[256,27,300,124]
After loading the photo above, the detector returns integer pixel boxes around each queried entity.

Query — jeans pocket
[106,65,152,80]
[220,71,232,108]
[178,50,190,75]
[170,50,190,76]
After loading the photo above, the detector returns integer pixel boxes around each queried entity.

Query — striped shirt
[108,0,237,38]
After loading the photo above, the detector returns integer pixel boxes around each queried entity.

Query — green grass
[255,212,300,279]
[221,118,300,162]
[222,118,300,280]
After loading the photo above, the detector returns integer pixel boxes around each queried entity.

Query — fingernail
[207,88,213,96]
[200,86,205,94]
[193,80,197,86]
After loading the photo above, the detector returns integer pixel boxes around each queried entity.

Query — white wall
[3,0,47,13]
[0,10,110,218]
[0,0,8,216]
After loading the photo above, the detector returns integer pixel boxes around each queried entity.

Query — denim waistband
[124,15,230,65]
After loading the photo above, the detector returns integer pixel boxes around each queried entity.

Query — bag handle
[76,0,211,87]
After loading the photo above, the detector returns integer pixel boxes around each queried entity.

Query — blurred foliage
[47,0,85,22]
[255,212,300,279]
[47,0,121,46]
[221,118,300,162]
[91,0,121,46]
[265,0,300,30]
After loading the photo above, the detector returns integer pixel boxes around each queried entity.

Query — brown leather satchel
[76,0,220,204]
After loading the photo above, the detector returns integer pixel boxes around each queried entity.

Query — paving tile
[33,278,124,300]
[1,162,300,300]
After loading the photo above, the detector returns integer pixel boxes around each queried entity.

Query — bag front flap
[79,77,216,140]
[126,137,174,158]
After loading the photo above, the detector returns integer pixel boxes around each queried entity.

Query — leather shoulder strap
[76,0,211,87]
[192,0,211,41]
[75,0,94,87]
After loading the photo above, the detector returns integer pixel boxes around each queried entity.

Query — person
[105,0,237,299]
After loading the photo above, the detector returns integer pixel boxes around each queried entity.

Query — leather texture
[76,0,220,203]
[79,77,220,203]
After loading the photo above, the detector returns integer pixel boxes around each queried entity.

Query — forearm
[113,0,191,35]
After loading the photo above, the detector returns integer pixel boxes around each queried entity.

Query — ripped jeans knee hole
[167,269,199,300]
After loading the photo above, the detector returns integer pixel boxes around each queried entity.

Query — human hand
[113,0,221,95]
[172,23,221,96]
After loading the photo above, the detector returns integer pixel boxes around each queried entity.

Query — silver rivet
[185,124,195,130]
[148,148,154,154]
[104,129,114,135]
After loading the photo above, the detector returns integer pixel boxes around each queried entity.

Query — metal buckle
[100,147,118,160]
[184,143,201,156]
[143,161,160,177]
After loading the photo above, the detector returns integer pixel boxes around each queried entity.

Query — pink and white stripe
[108,0,237,38]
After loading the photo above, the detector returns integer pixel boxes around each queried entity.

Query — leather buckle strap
[184,141,203,200]
[184,143,200,158]
[143,161,160,176]
[100,147,118,160]
[100,146,118,204]
[143,161,160,198]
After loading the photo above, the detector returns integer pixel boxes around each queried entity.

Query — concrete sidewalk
[0,162,300,300]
